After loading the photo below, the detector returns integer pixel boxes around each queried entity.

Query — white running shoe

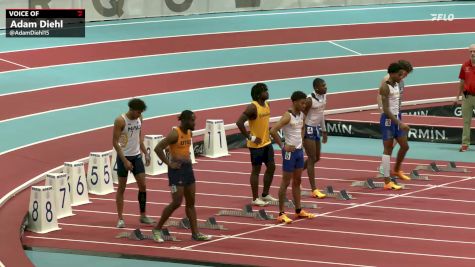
[251,198,268,207]
[260,194,277,202]
[139,216,156,225]
[116,219,125,228]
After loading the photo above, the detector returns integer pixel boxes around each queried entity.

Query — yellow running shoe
[383,181,402,190]
[391,170,411,181]
[277,213,293,224]
[311,189,327,199]
[295,209,317,219]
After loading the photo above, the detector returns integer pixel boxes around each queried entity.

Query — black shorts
[249,144,275,166]
[116,155,145,177]
[168,162,195,186]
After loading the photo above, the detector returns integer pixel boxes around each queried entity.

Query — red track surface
[0,19,472,69]
[1,16,473,267]
[23,150,475,266]
[0,49,465,121]
[0,60,22,72]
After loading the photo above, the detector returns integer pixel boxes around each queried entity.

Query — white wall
[1,0,450,29]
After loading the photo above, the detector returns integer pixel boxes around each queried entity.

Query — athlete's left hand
[322,132,328,144]
[399,122,410,131]
[145,154,151,166]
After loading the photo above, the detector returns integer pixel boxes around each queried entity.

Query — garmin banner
[0,0,448,29]
[402,104,475,118]
[324,119,474,144]
[194,118,474,155]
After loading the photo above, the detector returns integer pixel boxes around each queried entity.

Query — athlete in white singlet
[303,78,328,199]
[379,63,411,190]
[270,91,316,224]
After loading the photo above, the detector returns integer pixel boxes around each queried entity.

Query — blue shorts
[116,155,145,177]
[282,148,304,172]
[380,113,407,140]
[168,162,195,186]
[249,144,275,166]
[304,125,321,141]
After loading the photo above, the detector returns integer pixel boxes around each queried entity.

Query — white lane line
[182,175,473,250]
[0,58,29,69]
[0,15,473,54]
[58,221,475,245]
[1,31,470,75]
[329,41,362,55]
[73,208,475,231]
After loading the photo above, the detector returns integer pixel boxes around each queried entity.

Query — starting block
[166,217,227,230]
[324,186,354,200]
[351,178,407,189]
[415,162,469,173]
[409,170,430,181]
[27,186,61,234]
[415,162,440,172]
[439,162,469,173]
[267,198,317,209]
[116,228,179,242]
[217,205,274,220]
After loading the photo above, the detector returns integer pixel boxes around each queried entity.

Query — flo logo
[93,0,125,17]
[430,13,455,21]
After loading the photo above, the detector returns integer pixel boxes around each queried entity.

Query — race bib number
[306,126,313,134]
[284,151,292,160]
[385,119,391,127]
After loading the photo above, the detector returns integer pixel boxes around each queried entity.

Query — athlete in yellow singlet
[236,83,276,207]
[152,110,211,242]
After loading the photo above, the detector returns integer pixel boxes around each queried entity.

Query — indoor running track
[1,2,475,266]
[24,150,475,267]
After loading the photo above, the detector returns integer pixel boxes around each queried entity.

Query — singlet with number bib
[282,111,304,149]
[119,114,141,156]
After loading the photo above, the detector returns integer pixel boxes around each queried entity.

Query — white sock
[381,154,390,177]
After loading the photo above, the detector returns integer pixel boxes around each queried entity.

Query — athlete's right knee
[265,163,275,172]
[116,184,126,194]
[170,199,183,209]
[307,155,318,163]
[280,177,291,188]
[251,165,262,174]
[383,142,394,154]
[399,143,409,151]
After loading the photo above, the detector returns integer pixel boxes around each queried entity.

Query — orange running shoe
[295,209,317,219]
[391,170,411,181]
[277,213,293,224]
[383,181,402,190]
[311,189,327,199]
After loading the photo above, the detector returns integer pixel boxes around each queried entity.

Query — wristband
[248,135,257,142]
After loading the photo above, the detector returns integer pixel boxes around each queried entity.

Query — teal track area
[1,2,475,267]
